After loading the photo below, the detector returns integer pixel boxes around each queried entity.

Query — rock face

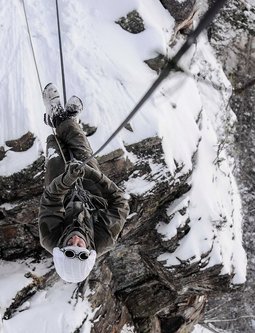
[5,132,35,152]
[0,132,35,162]
[0,156,44,259]
[0,135,236,333]
[159,0,196,24]
[205,1,255,332]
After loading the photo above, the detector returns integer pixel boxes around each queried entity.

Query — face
[67,234,86,247]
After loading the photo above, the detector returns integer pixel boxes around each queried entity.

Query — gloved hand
[62,160,85,186]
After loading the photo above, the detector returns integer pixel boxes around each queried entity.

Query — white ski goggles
[61,248,90,261]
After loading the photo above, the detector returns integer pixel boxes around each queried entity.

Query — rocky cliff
[0,1,249,333]
[205,1,255,332]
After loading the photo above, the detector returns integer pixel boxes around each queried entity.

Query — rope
[82,0,227,166]
[52,127,67,164]
[22,0,67,165]
[22,0,42,91]
[55,0,67,105]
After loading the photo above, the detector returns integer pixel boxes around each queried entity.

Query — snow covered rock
[0,1,247,333]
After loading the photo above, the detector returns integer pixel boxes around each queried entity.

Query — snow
[157,102,246,283]
[192,324,226,333]
[156,34,246,285]
[2,280,95,333]
[125,176,156,195]
[0,0,247,332]
[0,259,96,333]
[120,324,136,333]
[0,138,43,176]
[0,202,19,211]
[47,147,59,160]
[156,195,190,240]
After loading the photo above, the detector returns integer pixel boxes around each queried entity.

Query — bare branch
[204,315,255,323]
[3,269,57,320]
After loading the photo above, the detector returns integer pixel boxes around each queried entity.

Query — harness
[58,177,108,251]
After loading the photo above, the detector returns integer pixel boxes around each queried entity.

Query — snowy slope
[0,0,246,332]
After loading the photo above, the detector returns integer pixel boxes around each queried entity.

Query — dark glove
[62,160,85,186]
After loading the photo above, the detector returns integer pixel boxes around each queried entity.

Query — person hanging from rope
[38,83,130,283]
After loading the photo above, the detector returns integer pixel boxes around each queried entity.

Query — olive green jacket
[39,165,129,256]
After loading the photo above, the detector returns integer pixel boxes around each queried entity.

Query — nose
[67,235,86,247]
[71,235,80,246]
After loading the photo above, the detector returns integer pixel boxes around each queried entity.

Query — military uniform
[39,119,129,256]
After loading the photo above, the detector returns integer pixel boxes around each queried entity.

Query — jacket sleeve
[38,174,71,254]
[84,165,130,255]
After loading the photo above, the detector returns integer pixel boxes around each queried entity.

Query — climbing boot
[65,96,83,119]
[42,83,64,127]
[51,95,83,126]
